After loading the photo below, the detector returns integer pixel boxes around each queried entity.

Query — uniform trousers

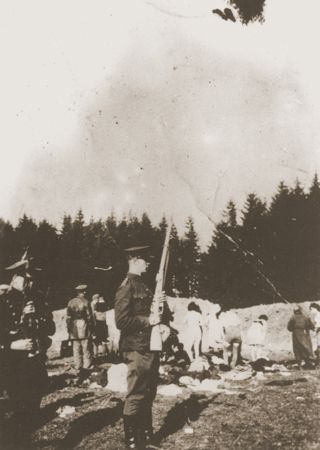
[123,351,159,417]
[3,354,48,447]
[73,338,92,370]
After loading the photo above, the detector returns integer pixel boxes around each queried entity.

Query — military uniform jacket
[115,273,152,352]
[66,296,94,339]
[0,288,56,355]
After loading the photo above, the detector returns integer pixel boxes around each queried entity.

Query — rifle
[150,221,172,351]
[6,249,43,357]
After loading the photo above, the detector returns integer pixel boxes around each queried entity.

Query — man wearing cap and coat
[0,255,55,447]
[115,246,168,450]
[66,285,94,375]
[287,306,314,369]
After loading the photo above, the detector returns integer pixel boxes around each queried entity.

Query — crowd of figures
[1,248,320,450]
[63,287,320,385]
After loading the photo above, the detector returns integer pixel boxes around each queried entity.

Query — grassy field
[22,357,320,450]
[36,298,320,449]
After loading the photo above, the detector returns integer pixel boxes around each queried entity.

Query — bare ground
[23,357,320,450]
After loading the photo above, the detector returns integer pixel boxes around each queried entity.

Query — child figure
[182,302,203,362]
[220,309,242,369]
[92,296,108,357]
[246,314,269,361]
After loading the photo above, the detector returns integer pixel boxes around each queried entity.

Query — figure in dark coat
[0,260,55,448]
[287,306,314,368]
[115,246,166,449]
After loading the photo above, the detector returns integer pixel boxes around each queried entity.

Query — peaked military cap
[75,284,87,291]
[124,245,151,259]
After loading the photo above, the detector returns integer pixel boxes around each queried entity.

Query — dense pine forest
[0,175,319,310]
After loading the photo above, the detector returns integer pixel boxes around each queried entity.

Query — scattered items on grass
[295,378,308,383]
[56,405,76,418]
[255,372,266,380]
[88,369,108,387]
[266,379,293,386]
[159,366,167,375]
[89,382,101,389]
[279,372,291,377]
[211,355,225,366]
[157,384,183,396]
[264,364,289,373]
[266,377,308,387]
[105,363,127,392]
[179,376,200,388]
[222,366,254,381]
[190,379,223,393]
[188,357,210,372]
[250,358,272,372]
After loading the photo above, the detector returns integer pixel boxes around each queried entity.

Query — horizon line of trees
[0,174,319,310]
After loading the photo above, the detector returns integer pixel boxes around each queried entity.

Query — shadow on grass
[54,400,123,449]
[154,393,218,444]
[38,392,97,429]
[47,373,74,393]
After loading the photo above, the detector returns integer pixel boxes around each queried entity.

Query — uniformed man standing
[115,246,165,450]
[66,285,94,376]
[0,257,55,448]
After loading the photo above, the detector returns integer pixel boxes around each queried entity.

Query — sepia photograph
[0,0,320,449]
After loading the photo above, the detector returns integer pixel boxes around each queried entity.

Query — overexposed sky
[0,0,319,245]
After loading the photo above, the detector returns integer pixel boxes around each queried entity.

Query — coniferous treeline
[0,175,319,309]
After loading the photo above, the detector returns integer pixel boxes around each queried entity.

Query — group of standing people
[2,243,320,450]
[179,302,263,369]
[66,286,110,377]
[179,301,320,371]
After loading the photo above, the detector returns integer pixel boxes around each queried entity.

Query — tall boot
[123,415,140,449]
[140,409,160,449]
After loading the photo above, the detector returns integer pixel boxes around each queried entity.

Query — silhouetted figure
[66,285,94,377]
[0,254,55,448]
[287,306,314,369]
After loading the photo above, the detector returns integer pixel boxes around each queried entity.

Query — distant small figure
[309,303,320,364]
[212,8,236,22]
[207,305,226,352]
[161,326,179,363]
[246,314,269,361]
[92,295,108,358]
[66,285,94,376]
[181,301,203,362]
[91,293,99,313]
[173,342,191,366]
[287,306,314,369]
[221,309,242,369]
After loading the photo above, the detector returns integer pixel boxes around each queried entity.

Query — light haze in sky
[0,0,319,245]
